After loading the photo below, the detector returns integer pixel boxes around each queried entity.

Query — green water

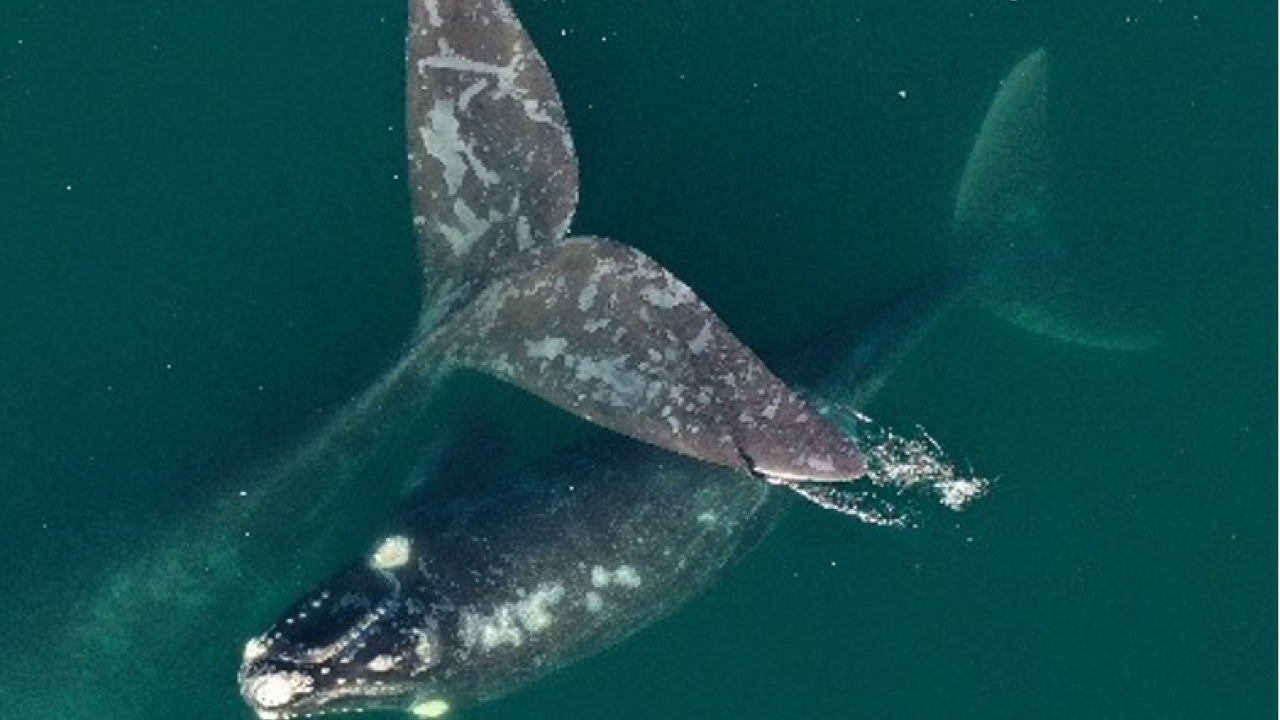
[0,1,1272,718]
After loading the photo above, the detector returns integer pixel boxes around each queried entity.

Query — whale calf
[234,1,1075,716]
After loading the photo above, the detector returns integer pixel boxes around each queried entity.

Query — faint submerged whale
[235,1,1068,715]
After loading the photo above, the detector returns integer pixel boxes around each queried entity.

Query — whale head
[239,537,447,719]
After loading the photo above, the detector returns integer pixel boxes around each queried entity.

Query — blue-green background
[0,0,1272,718]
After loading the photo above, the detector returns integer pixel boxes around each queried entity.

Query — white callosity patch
[367,654,399,673]
[458,582,567,652]
[370,535,412,570]
[242,637,270,663]
[411,698,452,718]
[247,671,314,710]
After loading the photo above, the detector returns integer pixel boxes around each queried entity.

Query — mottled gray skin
[402,0,864,482]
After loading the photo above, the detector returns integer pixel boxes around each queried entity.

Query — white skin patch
[458,583,566,652]
[432,197,494,257]
[412,698,452,718]
[525,336,568,360]
[804,454,836,474]
[687,320,714,355]
[419,102,468,195]
[457,78,487,110]
[242,636,270,663]
[367,654,398,673]
[514,214,534,250]
[577,282,598,311]
[248,671,313,710]
[639,280,695,309]
[420,0,442,28]
[590,564,642,589]
[584,591,604,613]
[419,50,522,96]
[370,535,412,570]
[571,355,647,408]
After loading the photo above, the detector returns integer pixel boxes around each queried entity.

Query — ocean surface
[0,1,1272,719]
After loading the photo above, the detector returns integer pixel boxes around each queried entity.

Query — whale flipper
[406,0,864,481]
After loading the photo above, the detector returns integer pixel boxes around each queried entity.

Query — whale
[233,1,1071,716]
[1,2,895,719]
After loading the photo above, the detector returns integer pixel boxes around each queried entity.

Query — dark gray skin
[239,435,787,718]
[237,30,1056,717]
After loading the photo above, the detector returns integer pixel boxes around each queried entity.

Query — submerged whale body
[237,0,1068,716]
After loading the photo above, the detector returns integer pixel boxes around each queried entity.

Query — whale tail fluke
[437,235,865,481]
[954,49,1164,351]
[406,0,580,335]
[403,0,865,482]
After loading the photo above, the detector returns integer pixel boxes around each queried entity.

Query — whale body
[2,1,879,718]
[236,1,1063,716]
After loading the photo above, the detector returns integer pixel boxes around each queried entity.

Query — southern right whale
[5,2,874,718]
[235,1,1076,714]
